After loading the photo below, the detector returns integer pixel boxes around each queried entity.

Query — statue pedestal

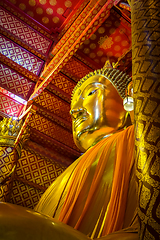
[0,202,139,240]
[0,202,89,240]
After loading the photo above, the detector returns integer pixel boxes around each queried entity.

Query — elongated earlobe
[123,81,134,111]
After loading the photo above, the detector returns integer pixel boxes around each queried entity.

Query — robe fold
[35,125,137,238]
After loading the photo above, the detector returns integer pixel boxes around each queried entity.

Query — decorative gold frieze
[0,117,30,157]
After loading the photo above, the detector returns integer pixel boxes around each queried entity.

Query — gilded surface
[0,202,89,240]
[70,74,128,152]
[132,0,160,238]
[0,117,30,202]
[35,68,138,239]
[0,118,23,147]
[0,146,15,201]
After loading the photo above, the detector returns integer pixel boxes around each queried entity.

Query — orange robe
[35,125,137,238]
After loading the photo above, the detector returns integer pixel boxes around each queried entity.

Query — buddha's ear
[123,81,134,112]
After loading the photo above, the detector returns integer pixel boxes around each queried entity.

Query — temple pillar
[131,0,160,239]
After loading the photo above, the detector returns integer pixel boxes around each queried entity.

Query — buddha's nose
[70,108,84,120]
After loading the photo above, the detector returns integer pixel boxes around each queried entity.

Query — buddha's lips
[74,117,88,129]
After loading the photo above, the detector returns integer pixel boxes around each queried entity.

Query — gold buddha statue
[34,67,138,239]
[0,67,138,240]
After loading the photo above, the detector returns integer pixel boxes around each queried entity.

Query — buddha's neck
[88,126,128,150]
[90,134,112,148]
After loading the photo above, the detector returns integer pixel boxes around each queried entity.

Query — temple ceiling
[0,0,132,207]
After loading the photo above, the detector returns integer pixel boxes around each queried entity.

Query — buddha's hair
[71,68,132,101]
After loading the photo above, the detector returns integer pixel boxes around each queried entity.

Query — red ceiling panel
[7,0,83,31]
[0,64,35,100]
[28,113,76,150]
[50,72,76,97]
[0,92,24,117]
[16,149,66,189]
[10,180,44,208]
[0,7,52,55]
[0,34,44,75]
[35,90,71,122]
[78,7,131,68]
[62,57,93,82]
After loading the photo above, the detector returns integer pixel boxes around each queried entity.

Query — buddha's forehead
[72,75,111,100]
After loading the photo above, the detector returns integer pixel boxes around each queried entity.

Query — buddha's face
[70,75,127,152]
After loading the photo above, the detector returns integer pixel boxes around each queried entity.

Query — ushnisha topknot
[71,68,132,102]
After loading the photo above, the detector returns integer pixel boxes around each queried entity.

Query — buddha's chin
[75,131,102,152]
[74,130,91,152]
[74,126,117,152]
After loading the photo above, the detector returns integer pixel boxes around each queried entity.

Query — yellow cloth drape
[35,125,136,238]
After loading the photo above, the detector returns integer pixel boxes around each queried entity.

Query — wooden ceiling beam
[24,140,74,167]
[0,53,38,84]
[34,102,72,132]
[45,81,71,103]
[29,127,81,158]
[14,175,47,192]
[0,0,56,38]
[0,27,47,61]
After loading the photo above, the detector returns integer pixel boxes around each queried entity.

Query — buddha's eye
[87,89,97,96]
